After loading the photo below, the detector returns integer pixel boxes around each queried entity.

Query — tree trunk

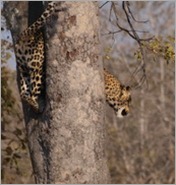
[23,2,110,184]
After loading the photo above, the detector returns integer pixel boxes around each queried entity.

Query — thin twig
[111,2,152,42]
[127,1,149,23]
[109,2,113,21]
[99,1,109,9]
[122,2,150,88]
[101,30,122,36]
[108,2,152,88]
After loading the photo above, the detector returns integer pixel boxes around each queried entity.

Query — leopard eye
[126,86,130,90]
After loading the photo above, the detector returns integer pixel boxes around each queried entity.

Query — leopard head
[115,86,131,118]
[108,86,131,118]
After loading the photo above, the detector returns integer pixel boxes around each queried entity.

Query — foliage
[135,36,175,64]
[1,40,16,122]
[1,67,15,112]
[1,29,33,184]
[2,1,175,184]
[101,1,174,184]
[1,65,32,183]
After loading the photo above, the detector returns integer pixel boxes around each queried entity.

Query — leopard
[104,69,131,118]
[15,2,57,112]
[15,2,131,117]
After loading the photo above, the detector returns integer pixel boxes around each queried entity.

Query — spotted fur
[15,2,56,112]
[104,69,131,117]
[15,2,131,117]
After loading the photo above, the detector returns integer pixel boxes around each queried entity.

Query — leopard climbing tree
[15,1,131,117]
[11,1,111,183]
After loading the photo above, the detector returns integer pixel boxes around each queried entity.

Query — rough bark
[10,1,110,184]
[43,2,110,183]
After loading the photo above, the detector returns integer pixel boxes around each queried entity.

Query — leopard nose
[116,107,129,118]
[121,109,128,116]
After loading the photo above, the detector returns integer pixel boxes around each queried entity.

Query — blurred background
[1,1,175,184]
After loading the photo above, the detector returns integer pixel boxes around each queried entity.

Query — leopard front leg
[30,69,44,112]
[19,73,40,111]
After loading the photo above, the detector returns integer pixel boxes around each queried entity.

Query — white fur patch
[116,107,126,118]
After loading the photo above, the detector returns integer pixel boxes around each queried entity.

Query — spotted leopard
[104,69,131,117]
[15,2,57,112]
[15,2,131,117]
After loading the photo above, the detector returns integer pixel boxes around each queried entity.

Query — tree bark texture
[25,2,110,184]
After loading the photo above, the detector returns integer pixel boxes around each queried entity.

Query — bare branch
[111,2,136,40]
[109,2,113,22]
[127,2,149,23]
[101,29,122,36]
[99,1,109,9]
[102,29,149,36]
[121,1,151,88]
